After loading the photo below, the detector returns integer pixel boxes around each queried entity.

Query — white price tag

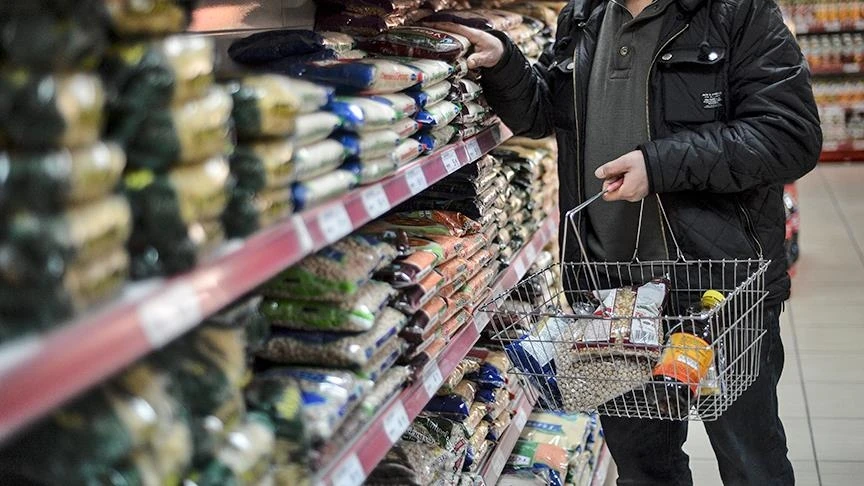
[331,454,365,486]
[491,450,508,475]
[317,204,352,243]
[405,166,427,195]
[292,215,314,252]
[441,149,460,173]
[361,185,390,218]
[524,243,538,265]
[137,283,202,348]
[382,401,411,444]
[422,364,444,397]
[513,258,527,279]
[513,408,528,431]
[466,138,482,160]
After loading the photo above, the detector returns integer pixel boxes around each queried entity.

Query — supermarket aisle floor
[607,165,864,486]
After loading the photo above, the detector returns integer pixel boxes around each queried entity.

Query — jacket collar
[571,0,708,20]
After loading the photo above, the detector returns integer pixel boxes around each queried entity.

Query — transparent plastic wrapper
[356,334,406,381]
[228,29,355,65]
[262,280,395,333]
[375,250,438,288]
[464,401,488,436]
[230,75,332,139]
[205,295,271,357]
[407,81,452,108]
[335,129,402,160]
[296,59,421,94]
[251,368,369,444]
[258,306,405,366]
[413,125,457,153]
[367,210,482,237]
[414,233,487,264]
[0,142,126,214]
[456,102,491,125]
[244,374,307,459]
[315,12,407,37]
[438,357,482,395]
[449,79,483,103]
[0,72,104,149]
[395,138,425,165]
[370,93,419,119]
[101,36,214,124]
[292,169,357,210]
[486,412,511,442]
[395,271,445,314]
[222,187,293,237]
[104,0,195,37]
[416,100,461,128]
[506,439,569,486]
[366,439,456,486]
[463,422,490,470]
[264,235,396,301]
[481,387,511,421]
[188,412,276,486]
[230,140,295,191]
[389,117,422,138]
[465,364,508,390]
[330,96,400,132]
[122,86,232,171]
[291,139,348,182]
[342,157,399,184]
[0,2,107,72]
[291,111,342,146]
[400,58,454,88]
[401,295,449,343]
[361,27,470,62]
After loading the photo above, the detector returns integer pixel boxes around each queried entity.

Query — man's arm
[639,0,822,194]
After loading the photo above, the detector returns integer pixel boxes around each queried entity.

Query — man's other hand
[595,150,650,202]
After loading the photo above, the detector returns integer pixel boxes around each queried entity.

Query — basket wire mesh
[482,196,770,421]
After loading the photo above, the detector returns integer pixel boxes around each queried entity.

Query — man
[434,0,822,484]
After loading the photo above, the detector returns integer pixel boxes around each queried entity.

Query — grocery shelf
[820,139,864,161]
[591,444,612,486]
[795,21,864,35]
[480,388,535,485]
[811,63,864,76]
[315,212,560,486]
[0,122,513,445]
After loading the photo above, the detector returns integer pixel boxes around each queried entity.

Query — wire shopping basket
[481,195,770,421]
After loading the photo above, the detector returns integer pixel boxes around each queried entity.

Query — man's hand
[425,22,505,69]
[595,150,650,202]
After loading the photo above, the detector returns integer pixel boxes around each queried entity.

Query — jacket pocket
[658,46,727,125]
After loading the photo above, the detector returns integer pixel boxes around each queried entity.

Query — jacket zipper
[737,202,765,258]
[645,24,690,259]
[572,49,583,209]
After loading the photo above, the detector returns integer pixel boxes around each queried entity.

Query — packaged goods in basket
[0,72,105,149]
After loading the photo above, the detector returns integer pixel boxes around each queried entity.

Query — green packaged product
[104,0,196,37]
[0,141,126,214]
[186,413,276,486]
[264,234,397,301]
[245,375,307,460]
[0,71,105,149]
[0,1,107,72]
[222,186,293,238]
[230,75,333,140]
[230,139,295,191]
[261,280,396,333]
[205,295,271,358]
[122,86,233,171]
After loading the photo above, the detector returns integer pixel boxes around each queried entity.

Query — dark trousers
[600,306,795,486]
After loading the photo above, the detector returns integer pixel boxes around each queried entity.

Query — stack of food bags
[365,210,492,368]
[252,233,412,469]
[490,145,547,265]
[96,7,234,278]
[223,75,337,236]
[315,0,427,37]
[1,298,278,485]
[0,2,130,339]
[365,351,515,485]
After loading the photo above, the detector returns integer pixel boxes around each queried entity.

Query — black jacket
[481,0,822,305]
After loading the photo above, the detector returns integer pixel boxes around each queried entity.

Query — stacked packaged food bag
[367,209,494,368]
[499,412,605,486]
[0,2,130,340]
[0,296,278,485]
[365,351,517,485]
[222,75,337,236]
[94,2,235,278]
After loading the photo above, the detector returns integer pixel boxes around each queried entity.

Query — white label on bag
[382,401,411,444]
[318,205,352,244]
[466,138,482,160]
[422,363,444,397]
[406,166,427,195]
[442,149,460,173]
[138,283,202,348]
[332,454,365,486]
[292,215,314,252]
[362,185,390,219]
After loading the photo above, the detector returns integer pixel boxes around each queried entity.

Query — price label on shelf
[474,314,488,334]
[513,258,527,280]
[491,449,508,475]
[361,185,390,219]
[422,363,444,397]
[441,149,460,173]
[292,215,314,253]
[524,243,538,265]
[406,166,427,195]
[138,283,202,348]
[317,205,352,244]
[513,408,528,431]
[466,138,482,160]
[382,400,411,444]
[331,454,365,486]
